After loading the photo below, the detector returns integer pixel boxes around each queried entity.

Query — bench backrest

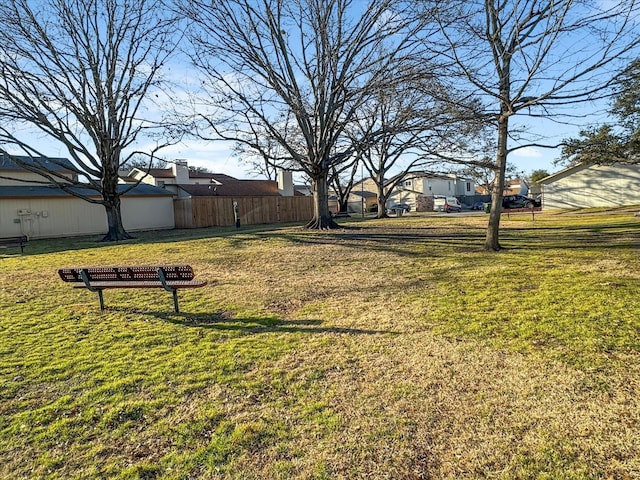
[58,265,196,283]
[0,235,28,244]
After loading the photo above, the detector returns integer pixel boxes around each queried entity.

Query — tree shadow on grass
[249,227,488,257]
[22,224,303,256]
[142,309,399,335]
[21,216,640,259]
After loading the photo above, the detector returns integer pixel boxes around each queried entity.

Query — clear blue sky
[4,1,629,182]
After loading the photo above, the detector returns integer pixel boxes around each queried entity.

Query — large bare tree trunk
[376,182,390,219]
[100,165,133,241]
[305,174,340,230]
[103,198,132,242]
[101,186,132,241]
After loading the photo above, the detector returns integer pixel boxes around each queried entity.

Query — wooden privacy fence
[174,196,314,228]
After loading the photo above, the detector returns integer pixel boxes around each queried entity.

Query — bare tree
[180,0,424,229]
[329,155,360,215]
[0,0,181,241]
[352,70,483,218]
[460,161,497,195]
[231,121,299,181]
[421,0,640,250]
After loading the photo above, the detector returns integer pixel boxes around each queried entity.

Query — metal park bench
[0,235,28,255]
[58,265,207,313]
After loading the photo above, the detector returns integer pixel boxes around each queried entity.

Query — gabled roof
[176,179,280,197]
[0,152,75,172]
[143,168,175,178]
[349,190,377,199]
[128,166,240,183]
[190,172,238,182]
[540,162,640,184]
[538,163,590,184]
[0,184,173,199]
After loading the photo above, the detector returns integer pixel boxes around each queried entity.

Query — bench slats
[58,265,207,312]
[71,280,206,289]
[58,265,197,283]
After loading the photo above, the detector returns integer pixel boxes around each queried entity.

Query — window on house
[448,181,451,190]
[404,180,412,187]
[466,182,471,192]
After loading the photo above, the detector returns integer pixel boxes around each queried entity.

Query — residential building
[124,160,289,198]
[1,153,173,239]
[540,162,640,210]
[350,172,475,212]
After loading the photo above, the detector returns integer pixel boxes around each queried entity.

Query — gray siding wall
[0,195,174,238]
[542,163,640,210]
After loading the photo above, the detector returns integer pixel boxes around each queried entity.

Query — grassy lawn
[1,210,639,479]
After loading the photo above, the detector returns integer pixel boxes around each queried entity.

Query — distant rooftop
[0,152,75,172]
[176,180,280,197]
[0,183,172,199]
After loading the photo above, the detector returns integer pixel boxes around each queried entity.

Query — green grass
[1,210,639,479]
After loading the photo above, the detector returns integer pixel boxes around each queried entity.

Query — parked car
[502,194,541,209]
[434,196,462,213]
[471,201,485,210]
[387,203,411,215]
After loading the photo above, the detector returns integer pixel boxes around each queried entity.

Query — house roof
[541,162,640,185]
[0,183,173,199]
[144,168,175,178]
[0,152,75,172]
[129,166,241,183]
[176,179,280,197]
[350,190,377,199]
[190,172,238,182]
[538,163,590,184]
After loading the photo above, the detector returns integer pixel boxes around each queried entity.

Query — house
[0,153,174,239]
[504,179,528,195]
[126,160,231,187]
[349,172,475,212]
[401,172,475,199]
[347,188,378,213]
[540,162,640,210]
[124,160,289,198]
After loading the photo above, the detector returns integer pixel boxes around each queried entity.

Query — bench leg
[172,290,179,313]
[97,290,105,310]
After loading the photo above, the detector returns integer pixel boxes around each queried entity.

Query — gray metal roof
[0,152,76,171]
[0,183,173,198]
